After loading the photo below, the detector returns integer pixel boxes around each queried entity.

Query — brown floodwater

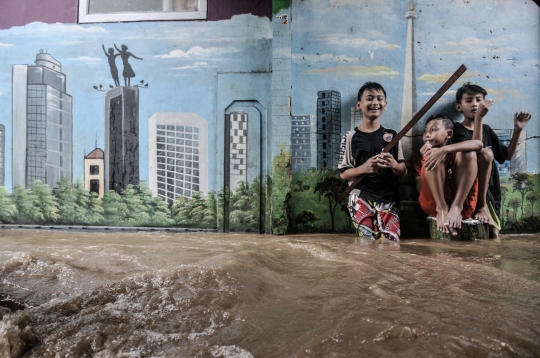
[0,229,539,357]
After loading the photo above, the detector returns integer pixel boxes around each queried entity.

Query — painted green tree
[102,190,130,225]
[137,182,174,226]
[508,197,521,220]
[511,172,534,219]
[314,173,345,233]
[0,186,17,224]
[526,193,538,216]
[271,144,292,235]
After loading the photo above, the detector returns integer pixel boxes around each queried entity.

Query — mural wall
[0,14,272,232]
[0,0,538,236]
[272,0,540,235]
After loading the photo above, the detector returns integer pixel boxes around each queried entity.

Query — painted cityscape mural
[0,15,272,232]
[0,0,538,235]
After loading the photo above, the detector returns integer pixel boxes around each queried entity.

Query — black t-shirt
[451,122,508,217]
[338,126,404,204]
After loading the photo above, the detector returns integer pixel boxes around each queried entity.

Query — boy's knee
[479,147,494,163]
[462,150,477,162]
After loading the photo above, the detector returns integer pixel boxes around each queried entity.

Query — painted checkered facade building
[230,111,248,189]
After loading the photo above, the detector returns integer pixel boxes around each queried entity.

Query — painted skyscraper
[104,86,139,193]
[291,115,311,173]
[0,124,4,186]
[401,0,417,161]
[149,112,208,202]
[12,51,73,188]
[350,107,362,131]
[317,90,341,169]
[229,111,248,190]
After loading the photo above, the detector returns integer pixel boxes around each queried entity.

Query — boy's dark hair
[358,82,387,101]
[425,114,453,130]
[456,82,487,103]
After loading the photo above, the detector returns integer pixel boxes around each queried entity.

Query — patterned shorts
[348,192,400,241]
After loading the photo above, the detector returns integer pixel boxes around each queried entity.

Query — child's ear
[447,129,454,138]
[356,101,361,110]
[455,103,462,112]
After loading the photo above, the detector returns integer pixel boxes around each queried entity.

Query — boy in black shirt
[338,82,407,241]
[452,83,531,238]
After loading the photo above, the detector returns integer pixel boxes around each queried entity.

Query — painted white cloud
[155,46,242,59]
[322,34,399,50]
[67,56,102,64]
[307,65,399,77]
[442,37,511,52]
[52,40,85,45]
[0,42,14,47]
[171,62,210,70]
[329,0,394,13]
[293,53,359,63]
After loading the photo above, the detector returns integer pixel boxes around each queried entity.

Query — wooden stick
[336,64,467,203]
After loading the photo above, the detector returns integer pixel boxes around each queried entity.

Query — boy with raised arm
[411,112,486,236]
[452,83,532,238]
[338,82,407,241]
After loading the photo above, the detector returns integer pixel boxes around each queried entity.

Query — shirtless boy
[411,109,489,235]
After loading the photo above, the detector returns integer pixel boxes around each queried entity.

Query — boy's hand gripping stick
[336,64,467,203]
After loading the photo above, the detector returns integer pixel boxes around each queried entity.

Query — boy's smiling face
[456,92,485,120]
[356,88,387,120]
[423,119,452,148]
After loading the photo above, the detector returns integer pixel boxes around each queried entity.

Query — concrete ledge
[0,224,217,234]
[427,217,489,240]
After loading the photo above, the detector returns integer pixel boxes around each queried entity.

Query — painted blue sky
[0,14,271,190]
[291,0,540,170]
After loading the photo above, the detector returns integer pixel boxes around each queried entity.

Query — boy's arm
[423,140,482,171]
[376,142,407,177]
[506,111,531,160]
[472,99,494,142]
[340,157,380,181]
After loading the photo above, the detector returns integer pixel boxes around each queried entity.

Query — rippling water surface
[0,230,539,357]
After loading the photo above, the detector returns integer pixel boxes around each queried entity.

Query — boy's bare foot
[436,209,450,234]
[446,206,463,236]
[473,206,491,224]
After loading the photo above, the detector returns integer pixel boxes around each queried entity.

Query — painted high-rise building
[149,112,208,202]
[104,86,139,193]
[291,115,311,173]
[12,51,73,188]
[317,90,341,169]
[84,148,105,198]
[0,124,4,186]
[400,0,418,161]
[350,107,362,130]
[229,111,248,190]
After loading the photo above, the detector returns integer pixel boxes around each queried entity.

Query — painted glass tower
[12,51,73,188]
[104,86,139,193]
[291,115,311,173]
[149,112,208,202]
[317,90,341,169]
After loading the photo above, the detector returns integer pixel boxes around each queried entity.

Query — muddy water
[0,230,539,357]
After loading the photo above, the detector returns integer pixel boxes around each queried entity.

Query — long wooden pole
[336,64,467,203]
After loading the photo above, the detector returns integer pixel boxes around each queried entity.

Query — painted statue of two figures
[101,44,143,87]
